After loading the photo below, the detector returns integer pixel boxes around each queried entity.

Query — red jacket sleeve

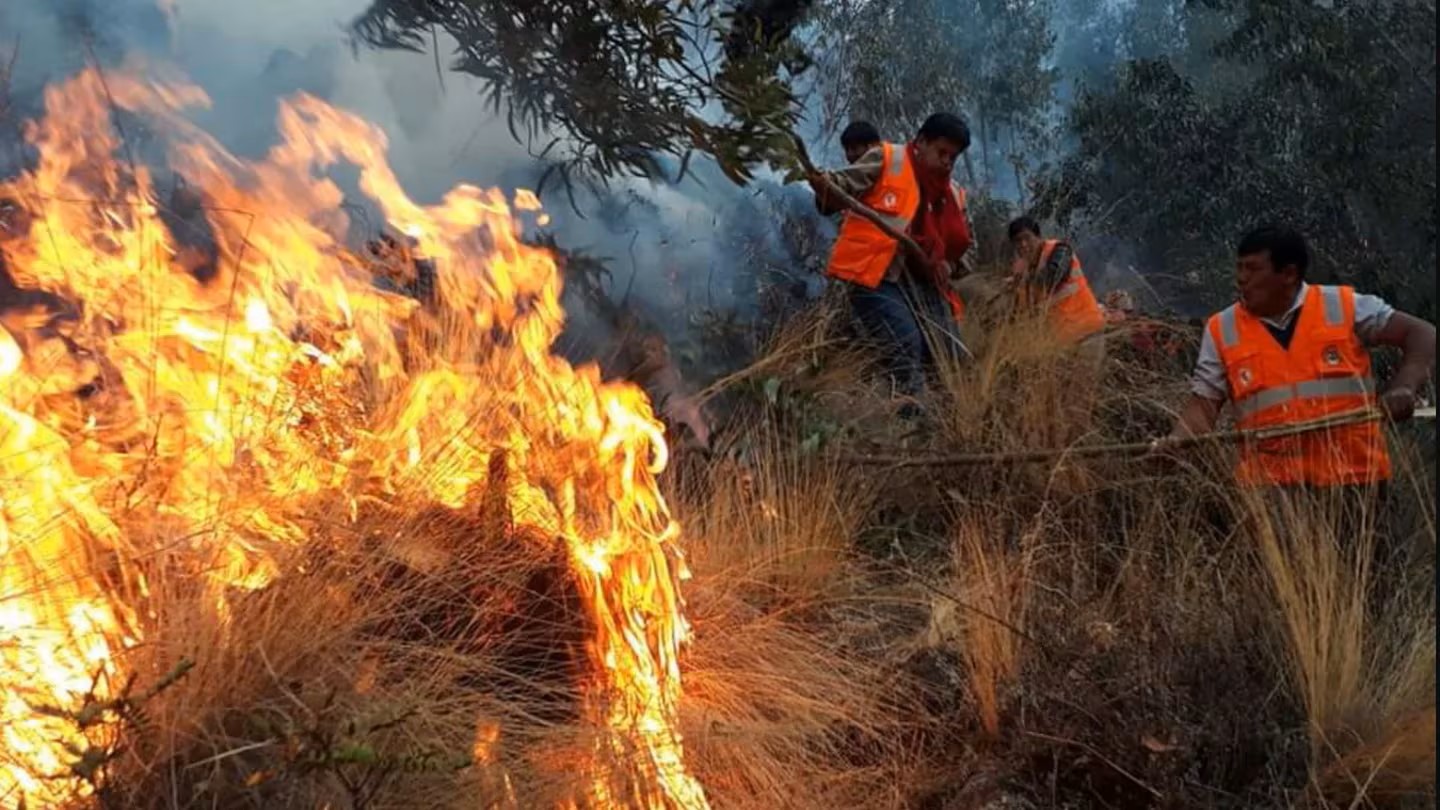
[944,196,973,262]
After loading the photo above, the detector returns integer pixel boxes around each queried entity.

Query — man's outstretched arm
[1369,310,1436,420]
[809,146,884,215]
[1169,395,1223,440]
[1161,326,1226,444]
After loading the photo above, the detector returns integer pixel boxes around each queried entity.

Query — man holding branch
[807,113,974,407]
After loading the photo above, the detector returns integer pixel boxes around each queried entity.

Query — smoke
[1,0,825,379]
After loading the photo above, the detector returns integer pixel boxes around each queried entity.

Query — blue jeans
[848,279,966,397]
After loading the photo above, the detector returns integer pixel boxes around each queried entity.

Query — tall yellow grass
[9,288,1432,809]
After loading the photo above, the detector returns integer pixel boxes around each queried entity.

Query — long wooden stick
[838,408,1400,468]
[791,136,937,272]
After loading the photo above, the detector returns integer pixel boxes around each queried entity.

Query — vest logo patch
[1238,367,1253,386]
[881,191,897,208]
[1323,346,1341,366]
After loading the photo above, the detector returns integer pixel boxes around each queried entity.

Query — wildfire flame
[0,65,708,808]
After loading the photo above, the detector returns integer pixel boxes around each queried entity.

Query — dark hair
[1237,224,1309,280]
[1007,216,1042,241]
[916,112,971,152]
[840,120,881,149]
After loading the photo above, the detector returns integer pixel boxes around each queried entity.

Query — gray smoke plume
[1,0,834,391]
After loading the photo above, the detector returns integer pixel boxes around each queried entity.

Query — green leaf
[762,376,781,405]
[333,742,379,765]
[800,433,821,455]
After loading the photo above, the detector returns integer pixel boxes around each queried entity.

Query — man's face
[843,141,878,164]
[912,135,962,175]
[1235,249,1299,316]
[1011,230,1043,267]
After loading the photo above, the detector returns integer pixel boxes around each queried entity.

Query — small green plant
[239,695,471,810]
[25,657,194,806]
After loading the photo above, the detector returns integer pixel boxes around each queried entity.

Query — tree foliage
[1035,0,1436,319]
[351,0,815,190]
[810,0,1057,188]
[350,0,1435,322]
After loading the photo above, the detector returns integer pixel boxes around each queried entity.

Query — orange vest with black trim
[825,142,921,289]
[1027,239,1105,343]
[1209,284,1390,487]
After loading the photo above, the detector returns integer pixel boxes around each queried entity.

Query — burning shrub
[0,65,708,808]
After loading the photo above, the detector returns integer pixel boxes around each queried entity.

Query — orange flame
[0,65,707,808]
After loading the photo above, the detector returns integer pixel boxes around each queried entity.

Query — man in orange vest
[1159,225,1434,490]
[1006,217,1108,348]
[1006,217,1109,437]
[809,113,973,402]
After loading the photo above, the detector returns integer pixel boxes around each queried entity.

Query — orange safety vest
[825,142,921,289]
[1209,284,1390,487]
[1023,239,1105,343]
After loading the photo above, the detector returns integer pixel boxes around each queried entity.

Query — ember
[0,66,707,808]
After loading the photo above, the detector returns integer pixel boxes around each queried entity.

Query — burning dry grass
[0,64,717,809]
[0,63,931,810]
[0,64,1434,810]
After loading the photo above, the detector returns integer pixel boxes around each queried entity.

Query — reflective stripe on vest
[1218,286,1346,349]
[868,149,912,231]
[1233,375,1377,419]
[1053,274,1086,301]
[1035,240,1105,341]
[1216,305,1240,348]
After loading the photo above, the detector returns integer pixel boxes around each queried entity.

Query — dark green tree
[1035,0,1436,320]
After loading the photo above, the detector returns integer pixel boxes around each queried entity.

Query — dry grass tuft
[672,421,920,809]
[680,425,873,601]
[1245,488,1379,750]
[1240,453,1436,806]
[8,274,1431,809]
[96,503,586,809]
[717,299,1433,808]
[930,517,1034,741]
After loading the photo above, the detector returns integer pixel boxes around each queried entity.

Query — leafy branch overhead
[351,0,815,190]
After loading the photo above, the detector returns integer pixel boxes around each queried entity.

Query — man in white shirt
[1164,227,1433,454]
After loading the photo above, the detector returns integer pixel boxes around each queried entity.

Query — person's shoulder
[1204,302,1237,321]
[1348,286,1393,309]
[1198,305,1237,341]
[1313,283,1393,314]
[843,144,887,175]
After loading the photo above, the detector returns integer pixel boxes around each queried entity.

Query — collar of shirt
[1253,282,1308,330]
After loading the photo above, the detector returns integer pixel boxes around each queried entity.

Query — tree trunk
[1010,128,1027,210]
[978,106,991,188]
